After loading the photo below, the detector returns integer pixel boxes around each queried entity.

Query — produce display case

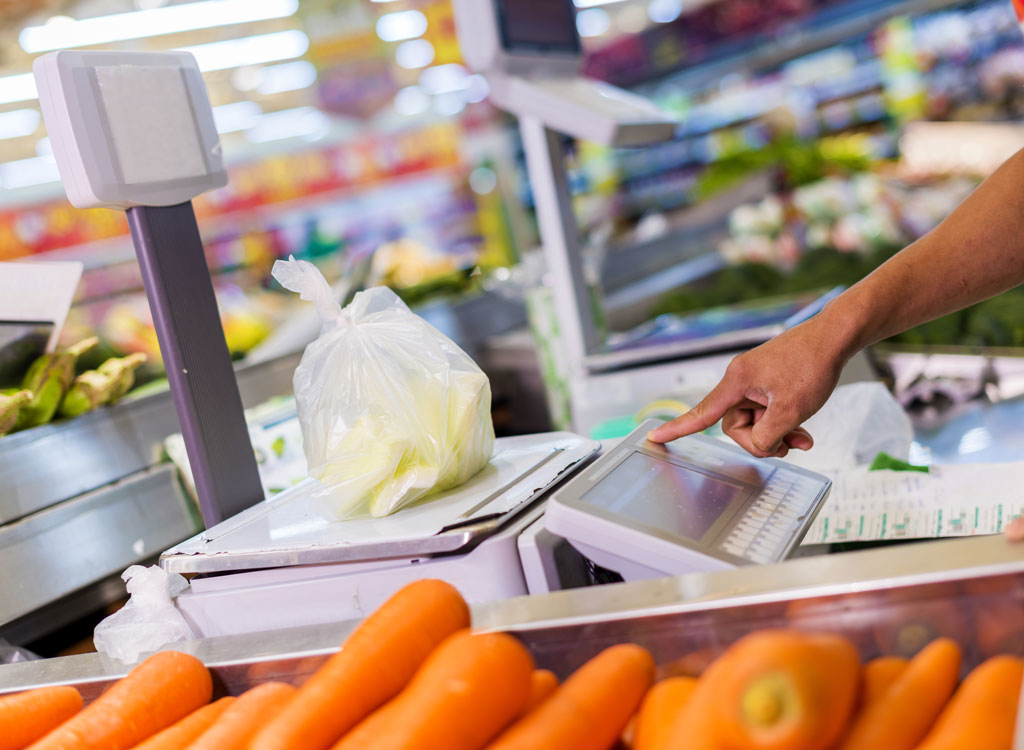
[1,533,1020,720]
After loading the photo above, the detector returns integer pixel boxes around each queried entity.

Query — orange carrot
[0,686,82,750]
[486,643,655,750]
[914,655,1024,750]
[523,670,559,715]
[250,579,470,750]
[710,630,860,750]
[633,676,698,750]
[129,698,235,750]
[837,638,962,750]
[186,682,295,750]
[860,656,909,709]
[331,630,534,750]
[27,651,212,750]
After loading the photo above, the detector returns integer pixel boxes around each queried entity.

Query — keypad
[720,472,817,563]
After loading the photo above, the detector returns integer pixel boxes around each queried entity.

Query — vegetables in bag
[273,257,494,518]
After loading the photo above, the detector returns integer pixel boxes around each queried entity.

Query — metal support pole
[127,202,263,527]
[519,115,600,375]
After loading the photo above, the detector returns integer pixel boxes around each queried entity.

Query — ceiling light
[376,10,427,42]
[394,85,429,116]
[574,0,629,7]
[257,60,317,95]
[20,0,298,53]
[0,74,39,106]
[179,30,309,72]
[0,155,60,188]
[395,39,435,69]
[419,63,470,95]
[576,8,611,37]
[0,109,41,140]
[648,0,683,23]
[245,106,330,143]
[212,101,262,133]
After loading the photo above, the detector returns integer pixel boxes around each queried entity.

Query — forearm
[821,148,1024,357]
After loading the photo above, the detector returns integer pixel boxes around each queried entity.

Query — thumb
[647,379,741,443]
[749,402,800,455]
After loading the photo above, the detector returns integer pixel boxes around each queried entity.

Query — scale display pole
[126,203,264,525]
[34,50,264,526]
[519,115,601,375]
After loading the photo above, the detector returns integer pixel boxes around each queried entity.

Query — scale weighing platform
[546,420,832,580]
[161,432,599,637]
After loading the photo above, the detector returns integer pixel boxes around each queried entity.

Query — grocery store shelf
[0,352,300,527]
[0,464,199,633]
[634,0,972,94]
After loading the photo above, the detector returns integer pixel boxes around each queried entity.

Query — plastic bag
[93,565,195,664]
[273,257,495,519]
[783,381,914,473]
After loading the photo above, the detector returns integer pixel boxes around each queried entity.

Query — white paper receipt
[802,462,1024,544]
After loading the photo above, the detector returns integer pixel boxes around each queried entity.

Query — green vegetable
[0,390,32,436]
[58,352,148,418]
[18,337,99,429]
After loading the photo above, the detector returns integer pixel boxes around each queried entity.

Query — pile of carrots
[1,578,1021,750]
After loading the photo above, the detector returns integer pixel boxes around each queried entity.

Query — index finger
[646,379,743,443]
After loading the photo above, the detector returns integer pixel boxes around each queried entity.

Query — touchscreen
[581,452,742,540]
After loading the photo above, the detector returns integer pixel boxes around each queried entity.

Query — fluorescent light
[257,60,317,95]
[20,0,298,53]
[574,0,628,7]
[0,73,38,105]
[245,105,329,143]
[464,74,490,103]
[419,63,469,95]
[179,30,309,72]
[433,91,466,117]
[376,10,427,42]
[36,136,52,156]
[577,8,611,36]
[395,39,435,69]
[0,155,60,188]
[648,0,683,23]
[0,108,40,140]
[394,85,429,116]
[212,100,262,133]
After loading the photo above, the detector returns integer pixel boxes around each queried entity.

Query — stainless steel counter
[1,532,1020,696]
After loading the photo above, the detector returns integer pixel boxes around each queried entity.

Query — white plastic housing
[33,50,227,209]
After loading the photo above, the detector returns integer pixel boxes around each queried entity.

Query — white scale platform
[161,432,598,637]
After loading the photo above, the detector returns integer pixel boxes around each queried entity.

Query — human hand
[1006,516,1024,542]
[647,318,851,458]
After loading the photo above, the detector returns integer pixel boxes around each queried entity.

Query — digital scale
[546,420,832,579]
[32,29,832,642]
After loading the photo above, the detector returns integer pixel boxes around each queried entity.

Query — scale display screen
[581,452,743,541]
[496,0,581,54]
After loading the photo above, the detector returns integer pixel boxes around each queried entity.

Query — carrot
[27,651,211,750]
[486,643,655,750]
[837,637,962,750]
[523,670,559,714]
[708,630,860,750]
[186,682,295,750]
[0,685,82,750]
[250,579,470,750]
[129,698,235,750]
[331,630,534,750]
[632,676,698,750]
[914,655,1024,750]
[860,656,909,709]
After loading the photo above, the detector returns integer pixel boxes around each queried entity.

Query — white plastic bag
[783,381,914,473]
[273,257,495,519]
[93,565,194,664]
